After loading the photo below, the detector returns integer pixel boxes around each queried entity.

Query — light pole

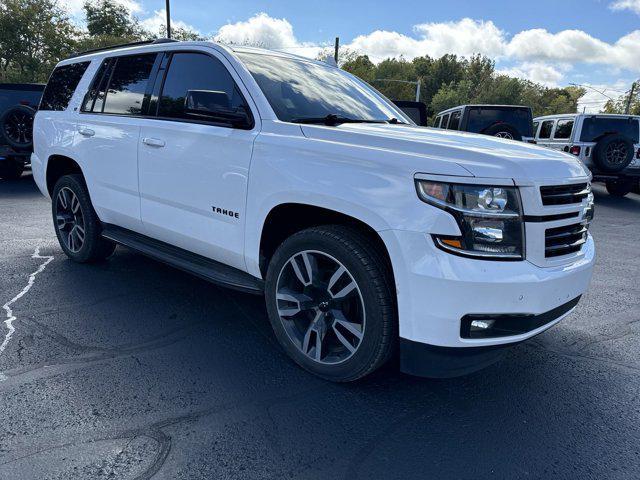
[374,78,422,102]
[165,0,171,39]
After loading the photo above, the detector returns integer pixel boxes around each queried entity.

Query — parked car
[434,105,535,142]
[392,100,429,126]
[32,40,594,382]
[533,113,640,196]
[0,83,44,179]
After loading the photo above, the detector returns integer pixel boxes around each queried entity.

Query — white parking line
[1,247,54,355]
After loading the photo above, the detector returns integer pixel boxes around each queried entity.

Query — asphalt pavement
[0,174,639,479]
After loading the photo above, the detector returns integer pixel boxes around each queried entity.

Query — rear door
[536,119,555,149]
[137,49,259,270]
[74,52,159,232]
[548,118,574,152]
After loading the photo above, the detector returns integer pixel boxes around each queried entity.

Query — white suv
[533,113,640,196]
[32,40,595,381]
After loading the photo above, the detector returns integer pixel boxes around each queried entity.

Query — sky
[64,0,640,112]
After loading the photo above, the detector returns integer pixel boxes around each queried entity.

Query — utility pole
[625,81,637,115]
[165,0,172,39]
[334,37,339,64]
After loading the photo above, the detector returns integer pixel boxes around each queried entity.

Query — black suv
[433,105,534,142]
[0,83,45,179]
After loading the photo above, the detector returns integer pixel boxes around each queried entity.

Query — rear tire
[593,134,634,173]
[483,123,522,141]
[605,179,634,197]
[265,225,396,382]
[52,174,116,262]
[0,157,25,180]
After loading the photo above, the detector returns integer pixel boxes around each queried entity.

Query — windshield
[237,53,405,123]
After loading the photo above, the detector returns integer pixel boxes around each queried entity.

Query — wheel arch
[46,154,83,196]
[257,203,395,287]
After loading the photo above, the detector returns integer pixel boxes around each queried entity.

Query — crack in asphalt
[1,247,54,357]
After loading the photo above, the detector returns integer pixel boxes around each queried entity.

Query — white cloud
[576,80,630,113]
[139,9,198,36]
[213,13,323,58]
[214,12,298,49]
[347,19,506,63]
[610,0,640,15]
[496,62,566,87]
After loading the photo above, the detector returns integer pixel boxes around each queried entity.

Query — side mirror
[184,90,251,128]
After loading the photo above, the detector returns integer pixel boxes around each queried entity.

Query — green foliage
[84,0,138,37]
[343,52,587,119]
[601,84,640,115]
[0,0,78,82]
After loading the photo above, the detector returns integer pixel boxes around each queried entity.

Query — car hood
[300,123,590,184]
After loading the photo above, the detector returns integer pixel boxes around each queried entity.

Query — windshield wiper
[387,117,409,125]
[291,114,387,126]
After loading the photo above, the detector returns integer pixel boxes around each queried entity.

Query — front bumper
[380,229,595,376]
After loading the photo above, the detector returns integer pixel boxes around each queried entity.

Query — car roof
[0,83,45,91]
[533,113,640,121]
[60,39,331,68]
[436,104,531,115]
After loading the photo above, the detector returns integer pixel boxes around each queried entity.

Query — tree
[0,0,78,82]
[84,0,138,37]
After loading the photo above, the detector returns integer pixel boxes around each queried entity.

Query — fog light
[470,319,495,331]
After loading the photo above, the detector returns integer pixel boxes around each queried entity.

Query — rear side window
[433,116,441,127]
[103,54,157,115]
[39,62,90,111]
[580,117,640,143]
[157,52,248,122]
[467,107,533,137]
[81,59,112,112]
[441,114,450,129]
[532,121,539,135]
[553,119,574,139]
[448,110,461,130]
[539,120,554,139]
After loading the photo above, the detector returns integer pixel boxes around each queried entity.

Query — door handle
[142,137,166,148]
[77,127,95,137]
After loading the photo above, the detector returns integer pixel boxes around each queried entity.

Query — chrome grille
[540,183,590,206]
[545,223,588,258]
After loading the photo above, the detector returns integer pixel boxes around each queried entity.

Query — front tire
[605,179,634,197]
[52,174,116,262]
[265,225,396,382]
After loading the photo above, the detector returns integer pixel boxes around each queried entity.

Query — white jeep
[32,40,595,381]
[533,113,640,196]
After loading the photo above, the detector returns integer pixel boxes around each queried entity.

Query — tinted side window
[539,120,554,139]
[433,116,441,128]
[532,121,539,136]
[103,54,156,115]
[448,110,461,130]
[158,52,248,122]
[441,114,450,129]
[580,117,640,143]
[81,59,111,112]
[553,119,574,139]
[40,62,90,111]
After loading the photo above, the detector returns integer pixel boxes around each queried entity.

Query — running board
[101,225,264,295]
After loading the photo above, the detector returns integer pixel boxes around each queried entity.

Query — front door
[138,50,258,271]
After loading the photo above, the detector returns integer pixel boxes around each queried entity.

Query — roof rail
[68,38,179,59]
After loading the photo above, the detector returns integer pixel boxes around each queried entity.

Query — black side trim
[101,224,264,295]
[460,296,581,339]
[524,212,579,222]
[399,339,508,378]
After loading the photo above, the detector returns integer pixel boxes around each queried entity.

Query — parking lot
[0,175,638,479]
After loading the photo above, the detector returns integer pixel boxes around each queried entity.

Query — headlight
[416,180,525,260]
